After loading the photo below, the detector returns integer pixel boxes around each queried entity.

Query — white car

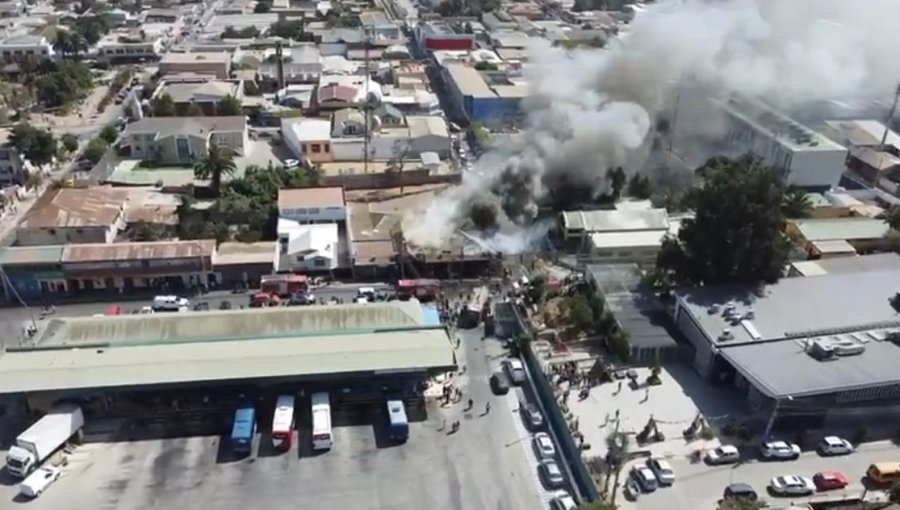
[19,466,61,498]
[818,436,853,456]
[630,465,658,492]
[283,158,300,168]
[760,440,801,460]
[705,444,740,465]
[646,456,675,485]
[549,491,577,510]
[503,359,526,384]
[533,432,556,459]
[769,475,815,496]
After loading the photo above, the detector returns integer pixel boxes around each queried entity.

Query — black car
[219,301,233,310]
[723,483,758,502]
[490,372,511,395]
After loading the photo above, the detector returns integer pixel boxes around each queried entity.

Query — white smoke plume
[403,0,900,252]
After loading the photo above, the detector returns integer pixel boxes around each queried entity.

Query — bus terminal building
[0,301,456,418]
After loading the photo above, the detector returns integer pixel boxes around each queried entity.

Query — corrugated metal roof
[19,188,127,229]
[793,218,890,242]
[0,245,64,265]
[0,328,455,394]
[61,240,216,263]
[278,186,345,209]
[214,241,275,266]
[39,301,426,346]
[562,209,670,232]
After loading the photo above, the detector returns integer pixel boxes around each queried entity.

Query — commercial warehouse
[674,269,900,428]
[0,301,456,415]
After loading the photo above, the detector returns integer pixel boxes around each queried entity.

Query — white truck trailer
[5,404,84,478]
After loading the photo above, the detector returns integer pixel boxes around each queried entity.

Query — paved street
[619,441,897,510]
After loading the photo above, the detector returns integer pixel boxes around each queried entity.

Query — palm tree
[606,167,627,200]
[781,187,813,219]
[194,145,236,197]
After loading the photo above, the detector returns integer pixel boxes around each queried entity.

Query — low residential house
[560,208,677,267]
[0,130,26,186]
[258,44,322,86]
[786,217,896,258]
[16,188,128,246]
[154,77,244,115]
[159,52,232,80]
[373,103,404,126]
[123,116,249,165]
[405,115,450,158]
[316,83,360,111]
[278,187,346,224]
[0,35,54,62]
[143,8,179,23]
[276,220,340,272]
[97,29,166,63]
[281,118,333,164]
[331,107,369,137]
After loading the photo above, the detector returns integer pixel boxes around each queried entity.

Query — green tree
[153,93,176,116]
[268,19,309,40]
[33,60,93,108]
[216,95,242,116]
[253,0,271,12]
[567,295,593,333]
[98,123,119,144]
[656,155,789,286]
[185,102,204,116]
[61,133,79,153]
[474,61,497,71]
[781,187,813,219]
[127,221,169,241]
[626,173,652,199]
[606,167,627,200]
[83,137,109,164]
[194,145,237,197]
[471,121,489,145]
[10,124,57,167]
[885,206,900,231]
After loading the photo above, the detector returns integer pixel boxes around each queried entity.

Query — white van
[19,466,60,498]
[152,295,189,311]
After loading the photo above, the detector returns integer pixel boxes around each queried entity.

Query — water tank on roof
[807,339,836,361]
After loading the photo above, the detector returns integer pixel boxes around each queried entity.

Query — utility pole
[881,82,900,149]
[363,26,372,175]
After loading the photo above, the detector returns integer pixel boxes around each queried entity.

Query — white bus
[311,392,333,450]
[271,395,295,451]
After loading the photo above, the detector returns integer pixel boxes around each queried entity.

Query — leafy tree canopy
[153,93,176,117]
[34,60,94,108]
[627,173,652,200]
[10,124,57,167]
[60,133,79,153]
[222,25,261,38]
[98,123,119,144]
[83,137,109,164]
[216,95,242,116]
[655,155,789,286]
[253,0,271,13]
[781,187,813,219]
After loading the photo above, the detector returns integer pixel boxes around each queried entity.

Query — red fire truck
[396,279,440,301]
[261,274,308,297]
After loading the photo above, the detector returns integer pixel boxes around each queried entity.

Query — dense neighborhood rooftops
[278,186,345,209]
[444,63,495,98]
[160,51,232,65]
[19,188,127,229]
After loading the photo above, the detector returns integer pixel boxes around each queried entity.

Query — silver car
[539,459,565,489]
[533,432,556,459]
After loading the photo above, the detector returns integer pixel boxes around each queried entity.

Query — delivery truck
[6,404,84,478]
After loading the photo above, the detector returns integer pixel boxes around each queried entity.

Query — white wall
[282,119,306,159]
[787,149,848,188]
[331,136,400,161]
[279,206,346,223]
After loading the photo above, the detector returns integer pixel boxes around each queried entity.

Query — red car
[814,471,849,491]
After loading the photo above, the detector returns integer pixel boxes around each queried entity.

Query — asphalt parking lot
[0,399,542,510]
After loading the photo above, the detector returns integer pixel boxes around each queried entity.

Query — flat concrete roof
[0,329,455,394]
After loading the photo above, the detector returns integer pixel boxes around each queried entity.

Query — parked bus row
[228,393,409,455]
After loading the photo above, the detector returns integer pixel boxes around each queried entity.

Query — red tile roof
[318,84,358,103]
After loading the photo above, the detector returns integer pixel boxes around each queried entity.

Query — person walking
[467,398,473,410]
[485,402,491,415]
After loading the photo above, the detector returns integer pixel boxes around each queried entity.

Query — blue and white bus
[230,405,256,455]
[386,400,409,443]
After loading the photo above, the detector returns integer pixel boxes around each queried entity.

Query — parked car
[532,432,556,460]
[769,475,815,496]
[283,158,300,168]
[538,459,565,489]
[19,466,61,498]
[630,465,658,492]
[647,456,675,485]
[520,402,544,430]
[759,440,801,460]
[490,372,511,395]
[220,301,232,310]
[289,292,316,306]
[503,359,526,385]
[818,436,853,456]
[549,491,577,510]
[723,483,758,501]
[705,444,740,465]
[813,471,849,491]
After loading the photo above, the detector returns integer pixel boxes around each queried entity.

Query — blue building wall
[468,96,522,123]
[4,272,46,301]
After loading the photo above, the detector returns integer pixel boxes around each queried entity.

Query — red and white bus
[397,279,440,301]
[271,395,295,451]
